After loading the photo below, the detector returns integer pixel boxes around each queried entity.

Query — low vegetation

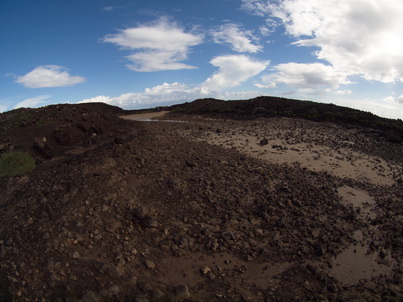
[0,151,36,178]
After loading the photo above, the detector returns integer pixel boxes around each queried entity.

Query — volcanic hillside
[0,98,402,301]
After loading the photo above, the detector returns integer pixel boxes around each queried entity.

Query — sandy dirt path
[120,111,170,121]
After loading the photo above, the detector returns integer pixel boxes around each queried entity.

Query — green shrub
[0,151,36,178]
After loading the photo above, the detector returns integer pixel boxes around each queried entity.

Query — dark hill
[0,102,130,161]
[168,96,403,143]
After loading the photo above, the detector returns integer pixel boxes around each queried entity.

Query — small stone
[307,264,318,274]
[152,289,165,299]
[114,137,125,144]
[142,216,158,228]
[208,272,216,280]
[82,291,99,302]
[145,260,155,269]
[108,285,120,295]
[201,266,211,275]
[72,251,80,259]
[259,138,269,146]
[255,229,264,236]
[176,285,190,298]
[327,282,338,293]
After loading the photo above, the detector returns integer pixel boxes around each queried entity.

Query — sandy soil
[177,117,401,186]
[172,115,403,296]
[121,111,170,121]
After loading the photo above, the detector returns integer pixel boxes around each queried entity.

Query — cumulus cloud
[79,54,269,109]
[15,65,86,88]
[201,55,269,94]
[256,63,350,92]
[335,90,352,95]
[13,95,51,109]
[80,82,200,108]
[103,17,203,72]
[211,23,262,53]
[242,0,403,83]
[384,94,403,104]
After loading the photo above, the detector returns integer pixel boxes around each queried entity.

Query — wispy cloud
[15,65,86,88]
[101,6,115,12]
[211,23,262,53]
[201,55,269,94]
[13,95,51,109]
[256,63,351,93]
[242,0,403,83]
[103,17,203,72]
[335,90,352,95]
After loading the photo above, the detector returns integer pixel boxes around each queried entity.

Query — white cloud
[241,0,272,17]
[79,87,268,110]
[102,6,115,11]
[15,65,85,88]
[257,63,350,91]
[80,82,200,108]
[335,90,352,95]
[103,17,203,72]
[211,23,262,53]
[332,97,403,119]
[201,55,269,94]
[383,96,395,103]
[242,0,403,83]
[384,94,403,104]
[13,95,51,109]
[80,55,268,109]
[216,90,264,100]
[125,51,196,72]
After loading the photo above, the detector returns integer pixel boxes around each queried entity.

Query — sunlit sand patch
[160,252,291,291]
[337,186,376,220]
[181,119,400,186]
[325,186,398,285]
[328,237,395,285]
[120,111,170,121]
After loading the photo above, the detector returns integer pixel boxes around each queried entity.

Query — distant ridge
[167,96,403,143]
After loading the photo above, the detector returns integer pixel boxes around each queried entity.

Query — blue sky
[1,0,403,119]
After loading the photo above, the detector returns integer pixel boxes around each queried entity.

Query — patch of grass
[0,151,36,178]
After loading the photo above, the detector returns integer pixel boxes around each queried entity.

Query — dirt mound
[0,103,128,160]
[0,104,402,301]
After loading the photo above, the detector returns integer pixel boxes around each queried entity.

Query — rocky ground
[0,103,402,301]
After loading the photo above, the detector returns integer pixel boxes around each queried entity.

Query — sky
[1,0,403,119]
